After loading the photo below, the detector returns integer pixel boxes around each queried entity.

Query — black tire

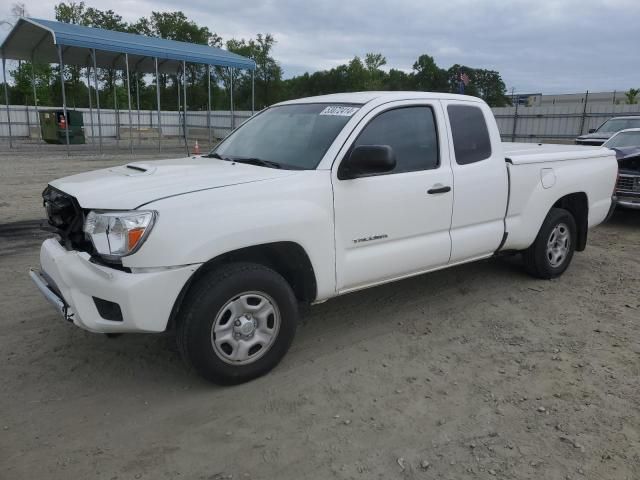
[522,207,577,279]
[176,262,298,385]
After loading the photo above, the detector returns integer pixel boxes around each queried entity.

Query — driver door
[332,101,454,292]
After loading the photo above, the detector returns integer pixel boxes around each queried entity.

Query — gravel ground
[1,152,639,480]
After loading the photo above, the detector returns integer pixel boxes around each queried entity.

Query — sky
[2,0,639,94]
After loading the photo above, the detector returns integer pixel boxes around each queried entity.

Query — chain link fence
[493,103,640,144]
[3,100,640,152]
[0,105,253,153]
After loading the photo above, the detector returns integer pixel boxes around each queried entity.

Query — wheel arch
[167,241,317,330]
[552,192,589,251]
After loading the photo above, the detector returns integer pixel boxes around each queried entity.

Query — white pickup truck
[31,92,618,384]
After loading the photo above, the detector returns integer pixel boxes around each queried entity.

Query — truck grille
[42,186,93,252]
[617,175,640,192]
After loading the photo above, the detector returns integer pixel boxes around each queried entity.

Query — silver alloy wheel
[546,222,570,268]
[211,291,281,365]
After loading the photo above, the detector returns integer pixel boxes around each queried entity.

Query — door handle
[427,185,451,194]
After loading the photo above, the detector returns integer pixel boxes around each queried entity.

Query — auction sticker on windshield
[319,106,360,116]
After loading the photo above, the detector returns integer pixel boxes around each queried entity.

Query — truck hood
[611,146,640,161]
[611,147,640,173]
[49,157,302,210]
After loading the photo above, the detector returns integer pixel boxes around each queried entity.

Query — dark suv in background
[575,116,640,146]
[602,128,640,209]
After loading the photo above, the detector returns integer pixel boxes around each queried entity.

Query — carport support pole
[135,73,141,145]
[113,73,119,149]
[31,56,41,141]
[154,57,162,152]
[182,60,189,156]
[25,97,30,134]
[57,45,71,156]
[229,67,234,130]
[125,54,133,155]
[2,56,13,149]
[86,65,95,145]
[91,49,103,154]
[176,69,181,147]
[251,69,255,115]
[207,64,212,148]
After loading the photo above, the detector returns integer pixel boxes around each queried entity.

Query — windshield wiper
[208,153,303,170]
[206,152,232,160]
[232,157,285,169]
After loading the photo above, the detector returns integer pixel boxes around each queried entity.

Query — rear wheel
[176,262,298,384]
[522,208,577,279]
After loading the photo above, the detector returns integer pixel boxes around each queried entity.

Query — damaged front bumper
[29,269,74,322]
[30,238,201,333]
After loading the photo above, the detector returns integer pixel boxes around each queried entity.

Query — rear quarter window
[447,104,492,165]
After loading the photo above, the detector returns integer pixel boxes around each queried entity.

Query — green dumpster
[39,110,86,144]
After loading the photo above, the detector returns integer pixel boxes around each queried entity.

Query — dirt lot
[1,152,639,480]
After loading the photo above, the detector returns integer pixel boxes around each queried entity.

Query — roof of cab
[274,91,485,107]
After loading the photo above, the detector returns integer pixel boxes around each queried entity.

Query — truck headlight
[83,210,157,259]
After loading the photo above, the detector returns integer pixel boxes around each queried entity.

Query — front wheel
[176,262,298,385]
[522,207,577,279]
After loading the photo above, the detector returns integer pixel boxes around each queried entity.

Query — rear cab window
[447,104,492,165]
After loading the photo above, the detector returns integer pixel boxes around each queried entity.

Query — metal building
[517,91,630,107]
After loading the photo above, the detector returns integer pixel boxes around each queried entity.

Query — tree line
[4,2,513,111]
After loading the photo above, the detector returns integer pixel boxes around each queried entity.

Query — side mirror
[339,145,396,179]
[588,128,596,134]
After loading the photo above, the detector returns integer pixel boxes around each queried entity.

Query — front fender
[123,172,337,300]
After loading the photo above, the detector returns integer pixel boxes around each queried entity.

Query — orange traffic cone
[193,140,201,155]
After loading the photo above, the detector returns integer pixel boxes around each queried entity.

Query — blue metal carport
[0,17,256,154]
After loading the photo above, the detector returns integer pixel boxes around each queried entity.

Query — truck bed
[501,141,617,252]
[503,142,612,165]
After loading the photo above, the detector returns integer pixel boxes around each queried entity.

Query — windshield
[211,103,361,169]
[604,131,640,148]
[597,118,640,134]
